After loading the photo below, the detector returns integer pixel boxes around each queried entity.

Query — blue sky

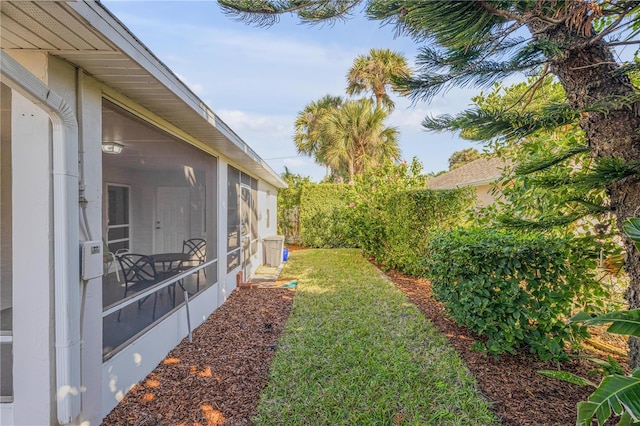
[103,1,497,181]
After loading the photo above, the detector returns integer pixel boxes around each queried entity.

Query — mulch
[387,269,628,426]
[102,249,629,425]
[101,288,295,426]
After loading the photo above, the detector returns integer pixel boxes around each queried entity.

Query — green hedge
[426,228,602,360]
[297,177,474,276]
[375,189,474,275]
[299,184,355,248]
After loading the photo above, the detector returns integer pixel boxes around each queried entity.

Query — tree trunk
[526,17,640,367]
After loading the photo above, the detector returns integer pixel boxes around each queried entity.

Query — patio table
[150,252,192,272]
[150,252,196,343]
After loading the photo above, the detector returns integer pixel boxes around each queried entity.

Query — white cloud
[283,157,307,168]
[216,109,293,140]
[388,107,433,130]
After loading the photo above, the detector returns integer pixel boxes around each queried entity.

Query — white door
[154,187,190,253]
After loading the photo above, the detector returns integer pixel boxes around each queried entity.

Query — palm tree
[346,48,411,112]
[321,98,400,180]
[293,95,343,177]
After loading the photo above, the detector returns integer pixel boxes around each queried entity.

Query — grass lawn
[253,249,498,425]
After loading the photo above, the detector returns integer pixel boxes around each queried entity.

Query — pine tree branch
[588,7,632,46]
[609,40,640,47]
[505,65,550,113]
[514,145,590,176]
[498,211,591,230]
[477,1,522,23]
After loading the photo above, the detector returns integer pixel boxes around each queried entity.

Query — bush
[426,228,604,360]
[278,170,311,244]
[347,159,474,275]
[299,184,355,248]
[294,159,474,272]
[379,189,475,275]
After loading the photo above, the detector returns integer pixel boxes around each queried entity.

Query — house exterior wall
[475,184,495,208]
[2,18,284,426]
[78,83,105,426]
[258,180,279,254]
[38,53,106,426]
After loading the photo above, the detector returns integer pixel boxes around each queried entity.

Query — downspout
[0,51,81,424]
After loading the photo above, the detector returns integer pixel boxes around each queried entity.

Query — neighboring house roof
[427,156,509,189]
[0,0,286,188]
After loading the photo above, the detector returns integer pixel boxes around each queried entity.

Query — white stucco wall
[258,181,278,240]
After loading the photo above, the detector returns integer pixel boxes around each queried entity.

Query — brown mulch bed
[387,269,629,426]
[102,255,629,425]
[101,288,295,426]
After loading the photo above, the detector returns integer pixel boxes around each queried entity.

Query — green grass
[253,249,498,425]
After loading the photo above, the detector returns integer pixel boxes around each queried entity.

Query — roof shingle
[427,156,509,189]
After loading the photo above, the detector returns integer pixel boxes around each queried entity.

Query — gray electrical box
[80,240,103,280]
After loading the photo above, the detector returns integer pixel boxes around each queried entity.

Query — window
[227,166,240,272]
[1,82,13,402]
[107,184,130,253]
[227,167,259,271]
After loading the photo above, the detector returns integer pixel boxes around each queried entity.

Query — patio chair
[103,246,116,277]
[112,248,131,282]
[179,238,206,291]
[116,253,177,321]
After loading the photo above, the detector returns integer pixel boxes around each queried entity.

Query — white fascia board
[67,1,286,189]
[213,116,287,188]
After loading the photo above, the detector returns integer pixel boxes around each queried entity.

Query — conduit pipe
[0,51,81,424]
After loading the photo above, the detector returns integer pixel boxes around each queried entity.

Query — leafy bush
[347,159,474,275]
[278,169,311,244]
[297,159,473,261]
[298,184,354,248]
[426,228,606,360]
[380,189,475,275]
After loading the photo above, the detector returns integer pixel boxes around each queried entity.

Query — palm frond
[623,218,640,251]
[576,374,640,426]
[571,310,640,338]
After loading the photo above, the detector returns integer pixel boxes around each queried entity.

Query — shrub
[379,189,474,275]
[278,170,311,244]
[347,158,474,275]
[294,159,474,274]
[426,228,604,360]
[299,184,354,248]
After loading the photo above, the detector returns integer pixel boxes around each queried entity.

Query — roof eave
[67,0,287,189]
